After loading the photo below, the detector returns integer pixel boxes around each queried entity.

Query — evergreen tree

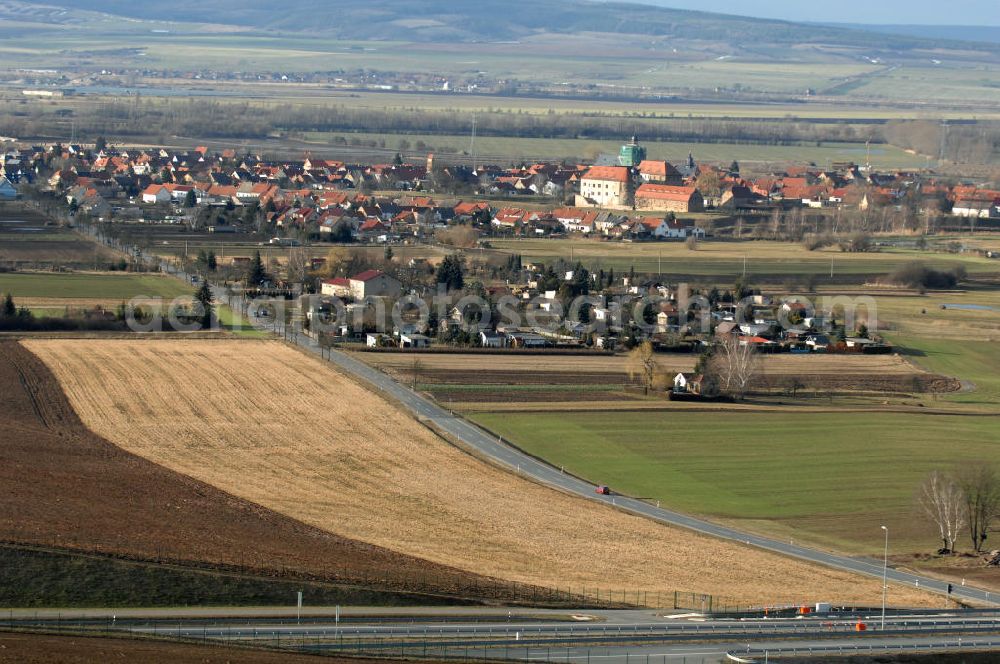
[194,280,214,329]
[207,250,218,271]
[248,250,267,286]
[184,189,197,208]
[1,293,15,317]
[435,254,464,291]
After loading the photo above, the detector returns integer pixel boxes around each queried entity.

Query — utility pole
[881,525,889,630]
[470,115,477,173]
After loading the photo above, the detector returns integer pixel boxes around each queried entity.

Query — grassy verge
[0,545,458,609]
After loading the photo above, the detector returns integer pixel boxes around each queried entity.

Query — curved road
[178,269,997,609]
[297,341,993,608]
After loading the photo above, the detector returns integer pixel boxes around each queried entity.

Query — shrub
[887,261,965,289]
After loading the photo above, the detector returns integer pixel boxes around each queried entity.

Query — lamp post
[881,525,889,630]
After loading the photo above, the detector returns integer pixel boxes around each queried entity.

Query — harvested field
[0,341,506,602]
[0,632,385,664]
[28,338,934,606]
[360,351,951,402]
[0,205,115,268]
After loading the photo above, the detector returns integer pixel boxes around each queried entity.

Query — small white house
[399,333,430,349]
[141,184,171,204]
[480,331,507,348]
[366,333,391,348]
[673,372,703,394]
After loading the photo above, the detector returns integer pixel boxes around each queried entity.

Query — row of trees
[919,465,1000,554]
[3,96,887,149]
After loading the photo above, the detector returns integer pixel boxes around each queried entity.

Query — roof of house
[635,184,699,201]
[352,269,386,282]
[637,160,681,177]
[323,277,350,287]
[582,166,629,183]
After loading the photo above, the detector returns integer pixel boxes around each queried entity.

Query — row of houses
[4,140,999,230]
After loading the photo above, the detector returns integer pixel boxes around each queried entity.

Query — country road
[109,245,999,611]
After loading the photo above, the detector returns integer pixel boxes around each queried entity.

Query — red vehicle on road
[595,485,612,495]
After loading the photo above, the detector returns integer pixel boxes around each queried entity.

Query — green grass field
[303,131,927,169]
[472,410,1000,555]
[488,238,999,278]
[0,272,192,300]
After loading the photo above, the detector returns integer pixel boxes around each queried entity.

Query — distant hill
[26,0,997,51]
[830,23,1000,45]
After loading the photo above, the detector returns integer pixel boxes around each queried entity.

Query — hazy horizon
[621,0,1000,26]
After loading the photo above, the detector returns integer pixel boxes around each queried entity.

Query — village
[1,136,992,376]
[1,136,998,244]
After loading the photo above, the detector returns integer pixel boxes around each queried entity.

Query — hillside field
[0,341,500,604]
[25,338,933,606]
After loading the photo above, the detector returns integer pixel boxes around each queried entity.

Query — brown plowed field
[0,341,507,599]
[0,632,387,664]
[27,338,934,606]
[362,351,954,400]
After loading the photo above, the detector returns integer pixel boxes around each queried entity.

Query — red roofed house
[349,270,401,300]
[637,160,683,185]
[634,184,704,213]
[321,277,352,298]
[141,184,171,204]
[578,166,632,208]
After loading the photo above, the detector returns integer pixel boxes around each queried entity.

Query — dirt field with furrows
[0,341,508,600]
[28,338,935,606]
[359,351,953,399]
[0,632,392,664]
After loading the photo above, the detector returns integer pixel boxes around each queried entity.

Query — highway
[16,609,1000,664]
[12,606,1000,664]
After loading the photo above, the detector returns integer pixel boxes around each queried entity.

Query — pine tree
[1,293,15,317]
[194,280,214,329]
[207,251,217,271]
[248,250,266,286]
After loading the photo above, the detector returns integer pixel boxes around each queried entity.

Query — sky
[632,0,1000,25]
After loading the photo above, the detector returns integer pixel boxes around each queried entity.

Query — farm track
[26,338,937,606]
[0,340,512,601]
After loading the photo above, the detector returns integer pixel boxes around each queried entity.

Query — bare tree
[410,358,424,390]
[285,247,311,285]
[956,463,1000,553]
[711,335,760,399]
[917,470,966,554]
[625,340,660,394]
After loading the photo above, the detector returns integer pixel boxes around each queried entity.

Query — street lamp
[881,525,889,630]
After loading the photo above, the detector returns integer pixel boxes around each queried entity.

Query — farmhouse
[399,333,431,349]
[321,277,352,298]
[349,270,402,300]
[673,372,703,395]
[578,166,632,209]
[634,184,705,213]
